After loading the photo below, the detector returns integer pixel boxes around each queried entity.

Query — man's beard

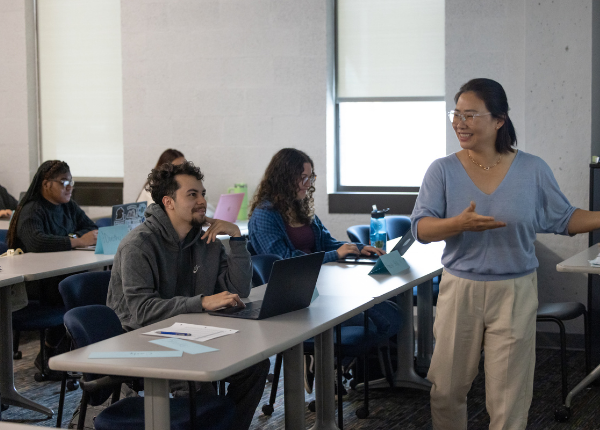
[191,211,206,228]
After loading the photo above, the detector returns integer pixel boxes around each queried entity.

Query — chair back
[95,217,112,228]
[386,215,411,240]
[0,241,7,255]
[0,229,7,243]
[251,254,282,287]
[347,225,370,244]
[63,305,124,404]
[59,271,112,311]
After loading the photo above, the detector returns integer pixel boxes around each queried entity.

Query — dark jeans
[223,358,270,430]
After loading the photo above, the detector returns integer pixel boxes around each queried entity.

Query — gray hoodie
[107,203,252,331]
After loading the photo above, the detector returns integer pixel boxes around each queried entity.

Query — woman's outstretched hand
[458,201,506,232]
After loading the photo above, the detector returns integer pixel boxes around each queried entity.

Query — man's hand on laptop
[202,291,246,311]
[361,245,385,256]
[201,217,242,244]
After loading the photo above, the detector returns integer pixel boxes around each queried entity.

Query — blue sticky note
[95,225,130,255]
[150,338,219,355]
[369,251,410,275]
[89,351,183,359]
[311,287,320,303]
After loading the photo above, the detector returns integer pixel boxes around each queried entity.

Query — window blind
[337,0,445,99]
[37,0,124,178]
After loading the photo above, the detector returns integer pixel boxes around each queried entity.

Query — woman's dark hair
[142,149,185,190]
[7,160,70,248]
[147,161,204,210]
[455,78,517,153]
[249,148,315,225]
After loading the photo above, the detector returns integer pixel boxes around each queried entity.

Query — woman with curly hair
[249,148,401,392]
[248,147,383,262]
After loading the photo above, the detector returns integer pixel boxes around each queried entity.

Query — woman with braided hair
[7,160,98,377]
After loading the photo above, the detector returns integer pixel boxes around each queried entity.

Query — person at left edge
[0,183,18,218]
[6,160,98,376]
[107,161,269,430]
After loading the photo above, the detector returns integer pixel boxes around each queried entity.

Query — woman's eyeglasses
[52,179,75,188]
[300,174,317,187]
[447,110,492,125]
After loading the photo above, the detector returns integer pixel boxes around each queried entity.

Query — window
[37,0,124,179]
[335,0,445,196]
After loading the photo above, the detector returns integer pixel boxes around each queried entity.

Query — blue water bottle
[370,206,389,251]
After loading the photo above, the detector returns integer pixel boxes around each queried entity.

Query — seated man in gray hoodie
[107,161,269,430]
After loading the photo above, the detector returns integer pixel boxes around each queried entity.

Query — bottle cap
[371,208,390,219]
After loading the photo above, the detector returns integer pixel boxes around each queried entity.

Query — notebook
[209,252,325,320]
[337,230,416,265]
[212,193,245,223]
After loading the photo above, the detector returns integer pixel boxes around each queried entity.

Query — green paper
[369,251,410,275]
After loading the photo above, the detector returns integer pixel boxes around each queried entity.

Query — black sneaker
[304,355,315,394]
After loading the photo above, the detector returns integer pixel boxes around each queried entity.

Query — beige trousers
[428,270,538,430]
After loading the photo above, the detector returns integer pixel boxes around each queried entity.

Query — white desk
[0,251,114,418]
[557,244,600,367]
[50,290,374,430]
[316,240,444,390]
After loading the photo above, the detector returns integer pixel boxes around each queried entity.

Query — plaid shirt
[248,203,364,263]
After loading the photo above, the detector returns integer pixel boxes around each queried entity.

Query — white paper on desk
[143,322,238,342]
[589,253,600,266]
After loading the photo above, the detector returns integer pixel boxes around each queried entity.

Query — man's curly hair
[147,161,204,210]
[249,148,315,225]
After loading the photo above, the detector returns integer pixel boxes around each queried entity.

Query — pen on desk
[157,331,192,336]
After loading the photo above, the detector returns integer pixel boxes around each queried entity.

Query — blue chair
[0,229,7,243]
[95,217,112,228]
[56,270,112,425]
[59,271,112,311]
[0,241,7,255]
[250,254,281,287]
[347,225,369,244]
[385,215,412,240]
[64,305,235,430]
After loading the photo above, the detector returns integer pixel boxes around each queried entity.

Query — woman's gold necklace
[467,151,502,171]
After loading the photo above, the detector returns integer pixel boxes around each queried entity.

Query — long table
[0,251,114,418]
[317,240,444,390]
[50,289,374,430]
[556,244,600,367]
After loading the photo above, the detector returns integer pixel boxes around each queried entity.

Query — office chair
[250,254,281,287]
[385,215,411,241]
[95,217,112,228]
[55,270,112,425]
[0,229,7,243]
[536,301,590,406]
[346,225,369,244]
[0,240,7,254]
[64,305,235,430]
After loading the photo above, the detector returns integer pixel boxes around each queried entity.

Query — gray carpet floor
[3,331,600,429]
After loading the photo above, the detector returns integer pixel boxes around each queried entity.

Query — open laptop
[209,252,325,320]
[337,230,416,265]
[213,193,245,223]
[112,201,147,230]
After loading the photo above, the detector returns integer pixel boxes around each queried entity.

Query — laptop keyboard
[234,308,261,318]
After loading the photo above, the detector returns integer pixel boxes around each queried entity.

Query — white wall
[446,0,592,333]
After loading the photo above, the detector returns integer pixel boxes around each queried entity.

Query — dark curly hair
[147,161,204,210]
[7,160,70,248]
[249,148,315,225]
[455,78,517,154]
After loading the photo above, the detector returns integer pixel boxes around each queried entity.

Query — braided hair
[7,160,70,248]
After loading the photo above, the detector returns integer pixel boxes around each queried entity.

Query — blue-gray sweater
[411,151,576,281]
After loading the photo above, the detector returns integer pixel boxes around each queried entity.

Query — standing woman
[7,160,98,373]
[411,78,600,429]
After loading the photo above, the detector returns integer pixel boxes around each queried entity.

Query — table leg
[283,343,305,430]
[0,287,53,417]
[416,279,434,373]
[385,290,431,390]
[589,274,600,368]
[144,378,170,430]
[310,328,338,430]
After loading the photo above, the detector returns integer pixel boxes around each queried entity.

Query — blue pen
[158,331,192,336]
